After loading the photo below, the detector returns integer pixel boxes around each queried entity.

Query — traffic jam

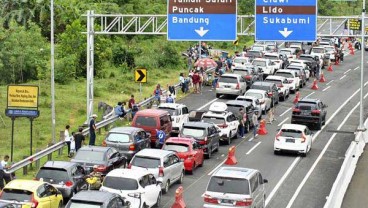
[0,37,362,208]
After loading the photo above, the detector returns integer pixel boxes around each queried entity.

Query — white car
[310,46,330,68]
[265,75,290,101]
[235,95,262,119]
[100,169,162,208]
[279,48,297,60]
[158,103,189,135]
[244,89,271,114]
[274,124,313,157]
[275,69,301,93]
[231,57,251,71]
[264,53,284,70]
[201,102,239,145]
[252,58,277,76]
[323,45,336,61]
[216,73,247,98]
[288,62,310,80]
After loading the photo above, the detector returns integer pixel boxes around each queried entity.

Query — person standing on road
[252,111,259,139]
[238,108,245,138]
[267,105,275,124]
[74,127,85,152]
[64,125,71,157]
[156,129,166,149]
[128,95,135,110]
[1,155,12,186]
[192,70,200,93]
[89,114,97,146]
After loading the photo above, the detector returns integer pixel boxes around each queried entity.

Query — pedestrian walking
[89,114,97,146]
[267,105,276,124]
[131,104,139,119]
[74,127,85,152]
[252,111,259,139]
[153,84,162,105]
[70,132,76,157]
[64,125,72,157]
[238,108,245,138]
[180,73,186,93]
[156,129,166,149]
[192,70,200,93]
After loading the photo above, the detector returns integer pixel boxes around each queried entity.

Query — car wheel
[317,121,322,130]
[163,180,170,194]
[216,94,221,98]
[227,133,232,145]
[154,192,162,208]
[143,203,149,208]
[301,149,307,157]
[189,162,195,174]
[178,171,184,184]
[199,157,204,167]
[274,150,279,155]
[283,94,286,101]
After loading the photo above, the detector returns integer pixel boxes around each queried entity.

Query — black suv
[251,81,280,107]
[291,98,327,130]
[226,100,256,133]
[180,122,220,159]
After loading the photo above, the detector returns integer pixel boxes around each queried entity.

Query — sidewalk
[342,145,368,208]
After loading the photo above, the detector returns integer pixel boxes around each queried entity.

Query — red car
[163,137,204,174]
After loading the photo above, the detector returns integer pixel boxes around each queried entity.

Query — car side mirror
[263,179,269,184]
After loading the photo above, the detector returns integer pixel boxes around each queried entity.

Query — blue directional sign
[167,0,237,41]
[5,109,40,118]
[255,0,317,41]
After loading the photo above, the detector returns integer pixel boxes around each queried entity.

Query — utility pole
[51,0,56,143]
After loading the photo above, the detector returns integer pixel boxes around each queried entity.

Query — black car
[180,122,220,159]
[66,190,130,208]
[35,161,87,200]
[233,65,261,88]
[71,146,127,175]
[226,100,256,133]
[250,81,280,107]
[298,54,320,73]
[291,98,328,130]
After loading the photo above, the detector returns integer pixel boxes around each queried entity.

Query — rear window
[0,189,32,202]
[202,116,225,125]
[280,129,303,138]
[245,92,263,99]
[247,51,261,57]
[207,177,250,195]
[296,102,317,110]
[158,107,179,116]
[131,156,160,169]
[252,60,266,67]
[103,176,138,190]
[265,79,281,85]
[251,84,269,91]
[233,58,248,64]
[74,150,105,162]
[233,69,250,76]
[181,127,206,138]
[219,77,238,84]
[106,133,131,143]
[264,55,278,60]
[69,201,103,208]
[135,116,157,127]
[311,48,324,53]
[36,168,69,183]
[163,143,189,153]
[275,72,293,78]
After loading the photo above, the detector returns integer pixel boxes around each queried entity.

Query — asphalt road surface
[160,49,368,208]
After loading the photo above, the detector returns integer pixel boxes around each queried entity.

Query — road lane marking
[340,75,347,80]
[365,81,368,87]
[304,92,315,98]
[278,117,289,126]
[353,66,359,71]
[344,69,352,74]
[280,108,292,117]
[197,98,218,111]
[267,88,361,206]
[246,142,261,155]
[248,134,258,142]
[322,86,331,92]
[326,80,334,86]
[364,92,368,99]
[286,98,360,208]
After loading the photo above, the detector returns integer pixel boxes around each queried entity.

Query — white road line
[248,134,258,142]
[278,117,289,126]
[286,98,360,208]
[304,92,315,99]
[246,142,261,155]
[326,80,334,86]
[322,86,331,92]
[365,81,368,87]
[353,66,359,71]
[344,69,352,74]
[280,108,292,117]
[197,98,218,111]
[266,88,361,206]
[340,75,347,80]
[364,92,368,99]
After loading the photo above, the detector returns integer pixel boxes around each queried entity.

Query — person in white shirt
[64,125,71,157]
[1,155,12,187]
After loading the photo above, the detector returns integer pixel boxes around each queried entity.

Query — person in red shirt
[192,70,200,93]
[128,95,135,109]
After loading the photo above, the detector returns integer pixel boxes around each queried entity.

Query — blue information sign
[167,0,237,41]
[255,0,317,41]
[6,109,40,118]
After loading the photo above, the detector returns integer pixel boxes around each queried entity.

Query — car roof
[135,109,169,116]
[265,75,286,81]
[134,148,173,158]
[158,103,186,109]
[71,190,117,203]
[213,167,257,179]
[183,122,212,128]
[276,69,294,74]
[264,53,278,57]
[246,89,267,94]
[253,58,267,61]
[4,179,45,191]
[312,46,325,49]
[166,137,196,144]
[106,168,149,179]
[78,145,111,152]
[42,161,77,170]
[226,100,251,107]
[220,73,241,78]
[299,98,320,103]
[108,127,143,134]
[252,81,274,87]
[281,124,307,131]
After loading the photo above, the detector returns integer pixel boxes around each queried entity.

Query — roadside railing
[5,83,181,174]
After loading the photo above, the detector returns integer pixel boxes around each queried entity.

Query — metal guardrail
[5,83,181,174]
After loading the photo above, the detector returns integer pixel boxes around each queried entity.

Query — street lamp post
[51,0,56,143]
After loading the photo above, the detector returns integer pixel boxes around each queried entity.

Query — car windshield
[265,79,281,85]
[74,150,105,162]
[207,176,250,195]
[264,55,278,60]
[135,116,157,127]
[202,116,225,125]
[247,51,261,57]
[299,56,313,62]
[275,72,293,78]
[280,129,303,138]
[181,127,206,138]
[233,58,248,64]
[69,201,103,208]
[131,156,160,169]
[219,77,238,84]
[106,133,131,143]
[311,48,324,53]
[252,60,266,67]
[233,69,250,76]
[36,168,69,183]
[280,50,291,55]
[158,107,179,116]
[163,143,189,153]
[297,103,317,110]
[325,47,335,52]
[245,92,263,99]
[103,176,138,190]
[0,189,32,202]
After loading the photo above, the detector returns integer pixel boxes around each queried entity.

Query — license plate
[221,199,233,204]
[302,111,310,115]
[225,85,231,88]
[286,138,295,143]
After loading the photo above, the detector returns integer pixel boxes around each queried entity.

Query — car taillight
[245,75,252,80]
[292,108,301,113]
[218,123,228,129]
[127,163,132,169]
[65,181,73,187]
[159,167,165,177]
[94,165,107,173]
[216,82,219,88]
[289,80,294,83]
[312,109,321,115]
[102,140,107,147]
[236,83,240,89]
[203,194,219,204]
[268,92,273,97]
[199,137,208,145]
[278,84,284,88]
[301,134,307,143]
[0,191,3,198]
[129,144,135,151]
[236,198,253,206]
[276,131,282,141]
[31,194,39,208]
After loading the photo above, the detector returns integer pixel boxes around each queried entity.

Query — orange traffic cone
[327,64,333,72]
[257,119,268,135]
[293,91,300,104]
[171,186,186,208]
[350,48,355,55]
[311,79,319,90]
[335,59,339,65]
[225,146,237,165]
[319,72,326,82]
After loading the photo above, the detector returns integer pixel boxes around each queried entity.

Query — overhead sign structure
[255,0,317,41]
[167,0,237,41]
[135,69,147,83]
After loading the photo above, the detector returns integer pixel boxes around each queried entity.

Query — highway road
[159,49,368,208]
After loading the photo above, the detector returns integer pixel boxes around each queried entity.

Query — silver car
[128,149,185,194]
[216,74,247,98]
[203,167,268,208]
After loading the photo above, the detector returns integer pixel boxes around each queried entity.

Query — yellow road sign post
[135,69,147,101]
